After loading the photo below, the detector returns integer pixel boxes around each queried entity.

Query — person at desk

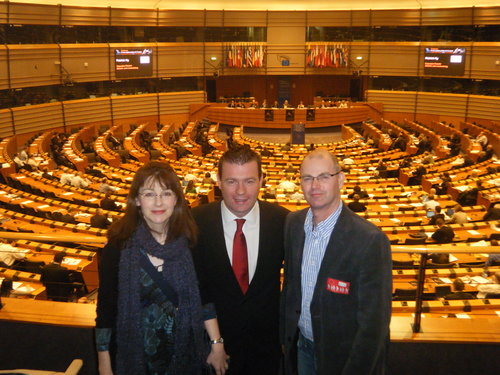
[40,253,75,302]
[95,161,228,375]
[483,203,500,221]
[100,191,121,212]
[347,194,367,212]
[90,208,111,230]
[60,208,77,224]
[297,100,305,109]
[444,279,475,300]
[347,184,369,199]
[428,206,446,226]
[431,218,455,243]
[477,271,500,298]
[281,149,392,375]
[449,204,468,224]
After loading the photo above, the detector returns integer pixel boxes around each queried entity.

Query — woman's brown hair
[107,161,197,248]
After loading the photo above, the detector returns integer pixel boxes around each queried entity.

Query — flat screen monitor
[424,47,466,76]
[115,48,153,78]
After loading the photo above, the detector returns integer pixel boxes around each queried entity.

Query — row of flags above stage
[306,43,349,68]
[226,44,266,68]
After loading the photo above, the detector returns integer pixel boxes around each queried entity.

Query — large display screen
[424,47,466,76]
[114,48,153,78]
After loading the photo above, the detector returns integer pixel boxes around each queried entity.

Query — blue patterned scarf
[116,221,208,374]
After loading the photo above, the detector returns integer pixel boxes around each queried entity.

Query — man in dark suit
[281,149,392,375]
[431,217,455,243]
[90,208,111,229]
[192,146,288,375]
[100,191,120,211]
[40,253,75,302]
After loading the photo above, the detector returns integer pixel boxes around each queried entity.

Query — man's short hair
[218,145,262,178]
[53,252,66,264]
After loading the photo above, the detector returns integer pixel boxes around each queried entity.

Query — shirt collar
[221,200,260,227]
[304,203,343,234]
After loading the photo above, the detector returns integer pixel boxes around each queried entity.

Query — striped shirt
[298,204,343,341]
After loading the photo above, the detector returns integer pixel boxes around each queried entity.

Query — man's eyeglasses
[139,191,174,200]
[300,171,342,184]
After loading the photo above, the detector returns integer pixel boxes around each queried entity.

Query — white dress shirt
[221,201,260,282]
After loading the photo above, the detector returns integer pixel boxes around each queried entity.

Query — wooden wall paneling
[366,90,417,113]
[61,5,110,26]
[267,11,306,27]
[306,10,352,27]
[473,6,500,25]
[8,44,61,88]
[0,2,7,24]
[0,45,9,90]
[157,43,204,77]
[369,43,420,76]
[12,102,64,135]
[416,92,468,117]
[158,10,205,27]
[63,97,112,126]
[290,76,315,106]
[215,75,268,101]
[351,10,371,27]
[204,43,224,76]
[204,10,224,27]
[7,2,59,25]
[421,7,473,26]
[0,109,14,138]
[222,11,267,27]
[110,7,158,27]
[371,9,422,26]
[342,42,369,75]
[266,44,305,75]
[61,44,111,83]
[158,91,206,116]
[469,42,500,80]
[467,95,500,121]
[108,43,158,80]
[111,94,159,120]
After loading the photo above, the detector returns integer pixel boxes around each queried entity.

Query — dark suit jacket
[281,204,393,375]
[90,213,111,229]
[192,200,288,359]
[40,262,74,302]
[431,225,455,243]
[101,197,120,211]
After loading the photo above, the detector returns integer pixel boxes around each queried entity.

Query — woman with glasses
[96,161,228,375]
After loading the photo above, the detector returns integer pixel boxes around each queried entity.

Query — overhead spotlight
[356,56,363,60]
[210,56,217,61]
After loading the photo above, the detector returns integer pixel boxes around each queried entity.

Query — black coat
[281,204,393,375]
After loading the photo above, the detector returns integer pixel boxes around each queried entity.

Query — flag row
[226,44,266,68]
[306,44,349,68]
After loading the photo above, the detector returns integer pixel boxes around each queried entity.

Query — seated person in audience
[449,204,468,224]
[428,206,445,226]
[261,99,268,108]
[429,253,450,264]
[278,177,297,191]
[201,171,216,185]
[485,240,500,266]
[40,253,75,302]
[281,142,291,151]
[0,278,13,297]
[0,240,27,268]
[423,194,440,211]
[289,190,305,201]
[248,99,258,108]
[342,156,354,166]
[13,153,25,170]
[282,100,291,108]
[71,171,91,189]
[41,167,53,180]
[444,278,475,300]
[436,172,452,195]
[296,100,305,109]
[476,131,488,150]
[348,184,369,199]
[421,151,434,165]
[100,191,121,211]
[90,208,111,229]
[99,178,115,194]
[431,218,455,243]
[272,100,279,108]
[260,147,274,157]
[347,194,367,213]
[477,271,500,298]
[261,188,277,200]
[59,171,74,185]
[185,179,198,194]
[483,144,494,160]
[306,143,315,152]
[457,180,483,206]
[283,163,297,174]
[60,208,78,224]
[227,100,237,108]
[483,203,500,221]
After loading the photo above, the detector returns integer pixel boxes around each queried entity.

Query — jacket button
[296,310,300,314]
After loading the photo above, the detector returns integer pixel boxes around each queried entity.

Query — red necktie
[233,218,249,294]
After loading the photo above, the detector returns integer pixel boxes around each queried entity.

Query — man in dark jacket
[281,149,392,375]
[431,217,455,243]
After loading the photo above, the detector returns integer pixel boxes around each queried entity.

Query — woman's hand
[206,344,230,375]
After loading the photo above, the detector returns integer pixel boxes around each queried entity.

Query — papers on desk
[467,230,481,235]
[439,278,453,284]
[62,192,74,196]
[471,276,490,284]
[390,218,401,223]
[410,203,423,207]
[496,311,500,317]
[21,200,34,205]
[380,205,389,209]
[470,240,488,247]
[455,314,471,319]
[12,285,36,294]
[449,254,458,262]
[63,257,82,266]
[37,205,50,209]
[455,185,469,192]
[0,190,6,195]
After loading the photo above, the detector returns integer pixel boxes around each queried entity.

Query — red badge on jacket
[326,278,350,295]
